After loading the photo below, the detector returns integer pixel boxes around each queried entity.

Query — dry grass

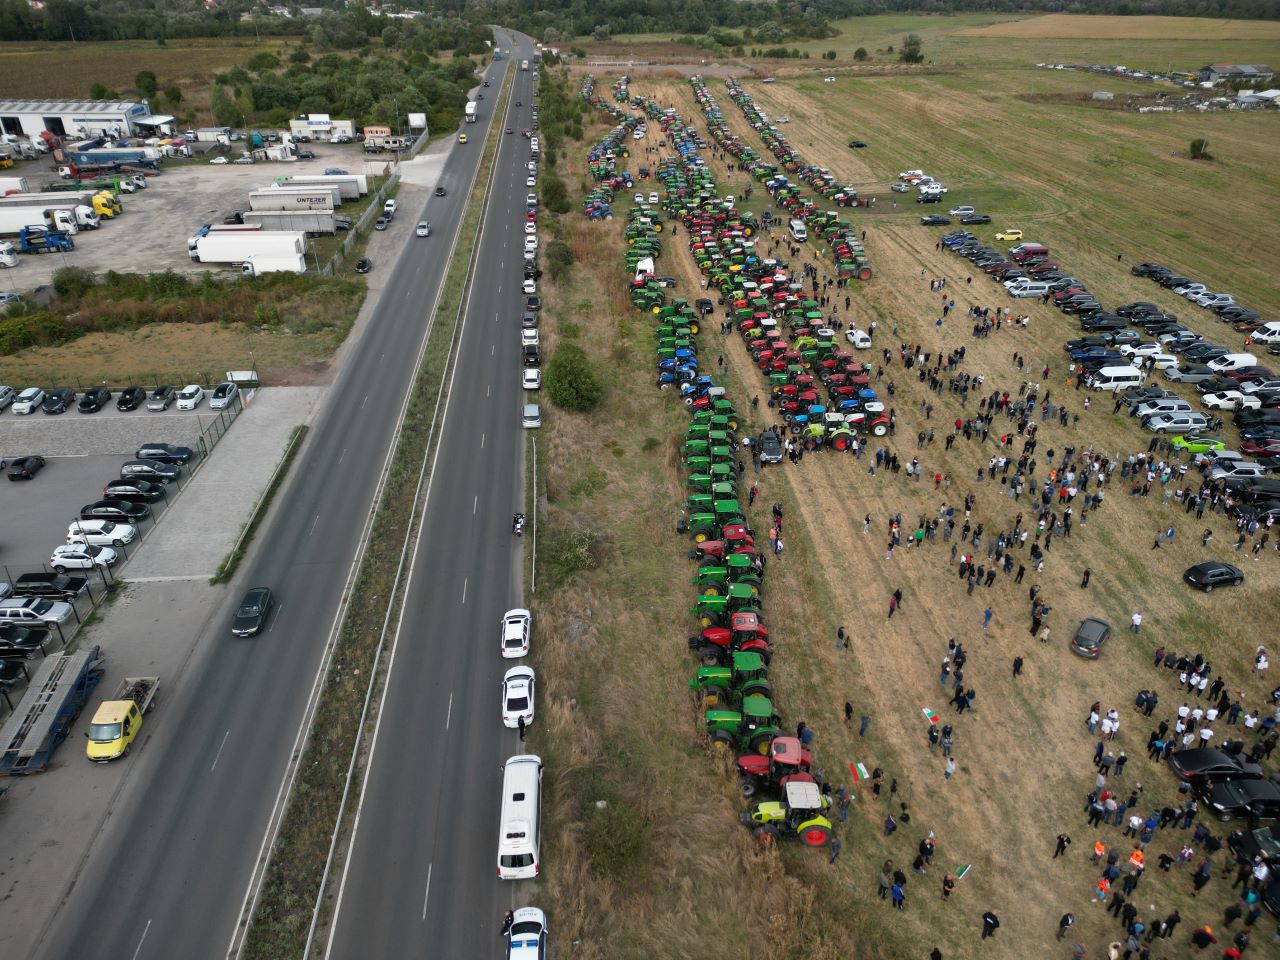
[546,68,1280,959]
[955,13,1280,40]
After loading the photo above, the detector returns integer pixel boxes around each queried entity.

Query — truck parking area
[1,149,393,294]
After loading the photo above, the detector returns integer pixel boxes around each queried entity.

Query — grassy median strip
[211,424,309,586]
[240,64,513,960]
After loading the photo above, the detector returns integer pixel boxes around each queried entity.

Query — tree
[246,51,280,72]
[824,50,836,60]
[289,46,311,64]
[135,69,158,97]
[90,82,120,99]
[591,24,611,41]
[1190,137,1212,159]
[545,344,603,413]
[163,86,183,104]
[900,34,923,64]
[853,47,868,61]
[210,83,238,126]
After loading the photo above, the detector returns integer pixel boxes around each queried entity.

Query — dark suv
[77,386,112,413]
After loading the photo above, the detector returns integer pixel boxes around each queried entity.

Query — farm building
[1198,64,1275,84]
[0,99,175,139]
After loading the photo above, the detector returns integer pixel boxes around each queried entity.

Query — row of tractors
[578,77,838,849]
[690,76,874,283]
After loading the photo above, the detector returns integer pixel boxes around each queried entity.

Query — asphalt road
[322,36,537,959]
[29,37,520,960]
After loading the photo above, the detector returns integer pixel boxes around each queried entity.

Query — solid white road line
[461,577,468,605]
[446,693,453,731]
[130,920,151,960]
[421,863,433,920]
[211,730,231,772]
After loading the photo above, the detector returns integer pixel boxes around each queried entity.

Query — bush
[52,266,96,298]
[545,239,573,281]
[824,50,836,60]
[1190,138,1213,160]
[545,343,602,413]
[854,47,868,61]
[900,34,923,64]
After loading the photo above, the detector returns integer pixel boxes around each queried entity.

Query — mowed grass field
[538,42,1280,960]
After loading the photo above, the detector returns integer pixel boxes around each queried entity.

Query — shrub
[1190,138,1213,160]
[854,47,868,61]
[545,343,602,413]
[52,266,96,298]
[900,34,923,63]
[545,239,573,281]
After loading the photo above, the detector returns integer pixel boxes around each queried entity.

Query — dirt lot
[2,147,390,295]
[540,69,1280,959]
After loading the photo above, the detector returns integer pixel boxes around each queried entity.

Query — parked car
[7,455,45,480]
[0,623,51,658]
[0,384,13,411]
[0,597,74,627]
[136,443,193,464]
[175,384,204,411]
[960,214,991,225]
[50,543,118,572]
[521,403,541,429]
[920,215,951,226]
[80,499,150,523]
[116,386,146,411]
[1070,618,1110,659]
[355,257,372,274]
[77,386,111,413]
[232,586,274,637]
[1228,825,1280,866]
[1183,561,1244,591]
[522,369,541,390]
[1197,777,1280,823]
[1170,748,1264,785]
[42,388,75,414]
[1171,434,1226,454]
[1145,412,1209,434]
[65,519,137,546]
[374,217,389,231]
[501,608,532,658]
[103,478,164,503]
[208,381,239,410]
[502,665,536,728]
[119,459,180,484]
[1203,391,1262,411]
[146,386,175,411]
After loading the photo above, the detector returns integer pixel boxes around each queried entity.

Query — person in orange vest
[1092,839,1106,864]
[1128,846,1145,871]
[1095,875,1110,902]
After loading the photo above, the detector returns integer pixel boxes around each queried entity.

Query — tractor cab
[738,735,814,795]
[741,780,833,847]
[706,693,781,755]
[689,651,771,708]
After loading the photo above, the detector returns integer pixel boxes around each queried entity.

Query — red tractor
[737,735,815,797]
[687,611,771,666]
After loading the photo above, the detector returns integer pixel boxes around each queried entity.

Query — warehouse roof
[0,99,144,115]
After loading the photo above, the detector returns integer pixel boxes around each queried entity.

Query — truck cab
[86,700,142,761]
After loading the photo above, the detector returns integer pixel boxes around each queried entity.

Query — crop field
[956,13,1280,41]
[535,37,1280,960]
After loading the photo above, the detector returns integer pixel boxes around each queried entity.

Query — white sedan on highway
[526,175,536,187]
[1202,390,1262,411]
[522,368,541,390]
[501,608,532,659]
[176,384,205,410]
[502,665,536,728]
[50,543,118,572]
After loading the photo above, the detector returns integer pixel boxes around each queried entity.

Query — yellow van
[995,228,1023,241]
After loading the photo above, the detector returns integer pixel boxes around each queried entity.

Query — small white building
[0,99,174,139]
[288,114,356,142]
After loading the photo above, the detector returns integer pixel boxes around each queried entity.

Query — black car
[435,186,447,197]
[7,455,46,480]
[526,295,542,311]
[232,586,274,637]
[11,571,87,600]
[297,150,315,160]
[920,215,951,226]
[960,214,991,225]
[1064,336,1110,352]
[1199,777,1280,823]
[103,478,165,503]
[916,193,941,204]
[1115,302,1162,318]
[116,386,146,411]
[120,459,181,484]
[355,258,371,274]
[758,429,783,464]
[136,443,193,465]
[80,499,151,523]
[1069,618,1110,659]
[848,140,867,148]
[42,388,75,414]
[1130,263,1167,277]
[1228,825,1280,866]
[0,623,50,659]
[77,386,112,413]
[1170,748,1263,785]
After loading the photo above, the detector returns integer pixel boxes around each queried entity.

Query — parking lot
[1,146,398,295]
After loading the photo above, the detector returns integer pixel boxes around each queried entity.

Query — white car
[1120,342,1161,358]
[50,543,118,572]
[521,329,539,348]
[176,384,205,410]
[505,907,547,960]
[1149,353,1179,370]
[208,381,239,410]
[762,77,776,83]
[66,519,137,546]
[523,221,536,234]
[1209,461,1267,481]
[522,279,536,295]
[1202,391,1262,411]
[11,386,44,414]
[233,156,255,164]
[416,222,431,237]
[824,76,836,83]
[521,403,541,429]
[1174,283,1207,297]
[648,192,659,204]
[526,176,536,187]
[502,665,536,728]
[501,608,532,658]
[209,156,229,165]
[632,130,644,140]
[633,193,644,204]
[948,206,975,216]
[522,368,541,390]
[524,235,538,250]
[844,329,872,349]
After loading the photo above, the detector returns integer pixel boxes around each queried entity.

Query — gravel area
[0,406,212,458]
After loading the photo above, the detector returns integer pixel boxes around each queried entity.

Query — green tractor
[741,781,834,847]
[685,463,736,491]
[690,552,761,596]
[691,582,762,627]
[689,650,771,708]
[705,692,781,755]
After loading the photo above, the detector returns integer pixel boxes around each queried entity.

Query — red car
[1241,438,1280,456]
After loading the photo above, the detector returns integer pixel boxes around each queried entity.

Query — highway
[30,32,527,960]
[322,35,536,959]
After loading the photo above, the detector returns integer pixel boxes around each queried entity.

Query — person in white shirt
[1198,675,1209,696]
[1256,651,1269,674]
[1178,703,1191,720]
[1244,712,1259,731]
[1131,612,1143,633]
[1199,726,1214,745]
[1205,707,1219,723]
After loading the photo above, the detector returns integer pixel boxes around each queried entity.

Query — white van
[1247,322,1280,345]
[788,219,807,242]
[1207,353,1257,373]
[1006,280,1049,298]
[1089,365,1146,392]
[497,754,543,880]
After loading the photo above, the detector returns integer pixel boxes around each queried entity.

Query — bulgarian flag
[922,708,939,725]
[849,761,870,782]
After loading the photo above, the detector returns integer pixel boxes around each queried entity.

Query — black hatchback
[78,386,112,413]
[80,499,151,522]
[104,478,165,503]
[232,587,274,637]
[42,388,75,414]
[116,386,146,411]
[135,443,193,465]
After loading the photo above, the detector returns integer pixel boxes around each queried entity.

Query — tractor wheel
[685,396,695,406]
[740,777,758,799]
[752,825,780,845]
[709,730,735,751]
[701,585,721,597]
[689,321,700,335]
[800,824,833,847]
[832,435,851,451]
[872,422,888,437]
[658,381,671,390]
[726,417,739,431]
[742,681,773,700]
[702,685,730,708]
[687,549,700,560]
[790,423,801,435]
[693,531,709,543]
[676,520,689,535]
[701,651,722,667]
[699,614,714,629]
[749,732,773,755]
[803,437,819,451]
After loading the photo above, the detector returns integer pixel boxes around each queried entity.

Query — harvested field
[549,63,1280,959]
[955,13,1280,40]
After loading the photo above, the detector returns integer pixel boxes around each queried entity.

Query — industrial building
[287,113,356,142]
[0,99,176,140]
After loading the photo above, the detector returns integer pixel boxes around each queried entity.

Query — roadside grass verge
[239,63,513,960]
[211,424,309,585]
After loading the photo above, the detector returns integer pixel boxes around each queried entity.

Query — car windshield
[238,601,261,617]
[88,721,123,742]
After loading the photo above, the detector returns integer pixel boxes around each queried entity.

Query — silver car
[1145,412,1209,434]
